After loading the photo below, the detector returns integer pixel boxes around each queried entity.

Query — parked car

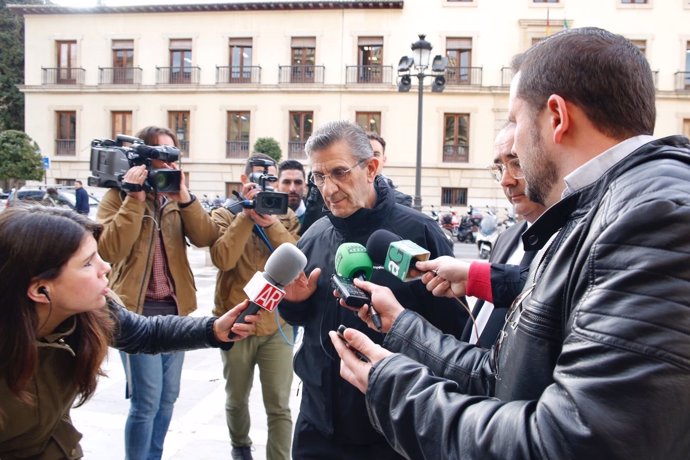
[5,186,100,219]
[0,192,9,209]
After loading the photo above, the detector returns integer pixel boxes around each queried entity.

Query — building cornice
[8,1,404,15]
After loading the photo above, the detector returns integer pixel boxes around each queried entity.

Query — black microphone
[229,243,307,338]
[366,229,430,281]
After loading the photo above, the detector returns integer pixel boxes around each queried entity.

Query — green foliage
[253,137,282,163]
[0,130,43,185]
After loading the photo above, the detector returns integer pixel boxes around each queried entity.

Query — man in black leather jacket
[280,120,467,459]
[330,28,690,460]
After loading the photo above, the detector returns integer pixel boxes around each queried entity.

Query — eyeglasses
[488,158,524,182]
[310,158,367,187]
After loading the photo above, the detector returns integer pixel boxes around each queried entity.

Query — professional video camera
[88,134,181,192]
[235,158,288,215]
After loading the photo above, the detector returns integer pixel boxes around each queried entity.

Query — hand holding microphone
[416,255,470,298]
[332,242,382,331]
[229,242,307,338]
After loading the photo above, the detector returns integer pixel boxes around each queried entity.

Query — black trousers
[292,412,404,460]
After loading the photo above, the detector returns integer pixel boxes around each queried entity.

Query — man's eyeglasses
[310,158,367,187]
[488,158,524,182]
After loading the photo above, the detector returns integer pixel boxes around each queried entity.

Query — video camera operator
[96,125,219,460]
[209,153,299,460]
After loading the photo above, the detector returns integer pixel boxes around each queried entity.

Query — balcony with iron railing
[98,67,143,85]
[42,67,86,85]
[445,66,483,86]
[674,71,690,91]
[345,65,393,84]
[178,140,190,156]
[500,66,513,88]
[442,144,469,163]
[156,67,201,85]
[226,140,250,159]
[288,141,307,159]
[278,65,325,84]
[216,66,261,84]
[55,139,76,155]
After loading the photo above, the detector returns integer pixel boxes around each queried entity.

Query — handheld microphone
[331,242,373,308]
[230,243,307,338]
[366,229,430,282]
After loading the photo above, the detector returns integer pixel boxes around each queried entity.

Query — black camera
[240,158,289,215]
[88,134,181,192]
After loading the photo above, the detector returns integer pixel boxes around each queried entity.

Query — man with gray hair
[279,120,467,459]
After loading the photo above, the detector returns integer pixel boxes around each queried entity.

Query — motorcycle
[476,212,499,259]
[456,215,478,244]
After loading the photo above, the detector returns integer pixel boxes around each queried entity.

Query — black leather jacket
[367,136,690,459]
[109,299,232,353]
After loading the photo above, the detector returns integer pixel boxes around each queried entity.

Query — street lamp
[398,34,447,211]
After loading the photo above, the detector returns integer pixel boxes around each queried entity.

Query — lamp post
[398,34,447,211]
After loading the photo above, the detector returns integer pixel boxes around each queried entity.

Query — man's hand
[416,256,470,298]
[338,279,404,333]
[283,268,321,302]
[213,299,260,342]
[122,165,147,202]
[329,327,392,393]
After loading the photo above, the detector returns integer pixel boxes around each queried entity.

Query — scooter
[476,212,499,259]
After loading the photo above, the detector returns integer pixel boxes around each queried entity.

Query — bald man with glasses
[279,120,467,460]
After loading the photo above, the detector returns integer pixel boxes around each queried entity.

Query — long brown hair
[0,206,114,422]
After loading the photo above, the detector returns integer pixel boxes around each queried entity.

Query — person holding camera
[209,153,300,460]
[96,126,219,460]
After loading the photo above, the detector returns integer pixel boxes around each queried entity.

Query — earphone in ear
[38,286,51,301]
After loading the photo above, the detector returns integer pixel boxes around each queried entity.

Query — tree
[0,129,43,191]
[0,0,46,131]
[253,137,282,163]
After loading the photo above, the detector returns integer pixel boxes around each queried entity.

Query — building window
[355,112,381,134]
[169,39,192,84]
[111,111,132,139]
[443,113,470,163]
[55,111,76,156]
[684,41,690,90]
[441,187,468,207]
[683,119,690,139]
[629,39,647,57]
[56,40,77,84]
[112,39,134,84]
[446,37,473,84]
[357,36,384,83]
[291,37,316,83]
[229,37,253,83]
[168,111,190,156]
[288,111,313,159]
[227,111,250,159]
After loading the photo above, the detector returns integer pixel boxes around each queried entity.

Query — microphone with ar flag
[229,242,307,338]
[366,229,430,282]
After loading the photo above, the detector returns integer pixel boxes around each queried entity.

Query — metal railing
[42,67,85,85]
[55,139,76,155]
[178,140,189,156]
[345,65,393,84]
[445,66,483,86]
[215,66,261,84]
[442,144,469,163]
[226,140,250,159]
[278,65,325,84]
[500,66,513,87]
[98,67,142,85]
[156,67,201,85]
[288,141,307,159]
[674,71,690,90]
